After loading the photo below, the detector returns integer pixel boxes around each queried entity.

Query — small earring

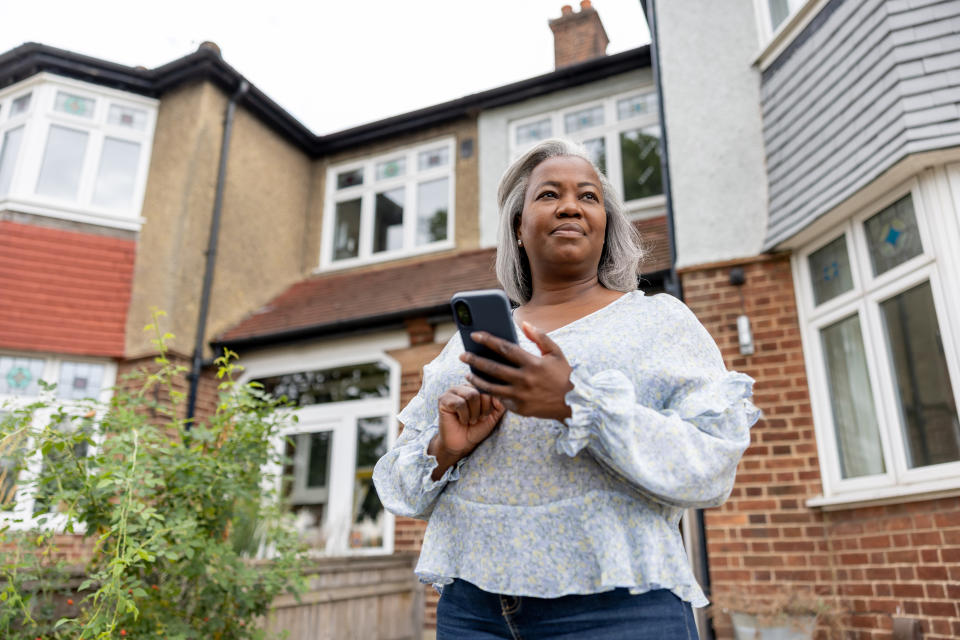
[517,238,523,247]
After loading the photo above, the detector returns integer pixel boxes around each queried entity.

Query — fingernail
[470,331,481,340]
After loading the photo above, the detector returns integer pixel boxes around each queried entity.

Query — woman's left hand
[460,321,574,421]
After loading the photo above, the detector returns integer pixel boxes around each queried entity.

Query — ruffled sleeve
[373,334,468,520]
[557,295,761,508]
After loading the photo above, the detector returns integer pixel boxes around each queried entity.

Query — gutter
[185,79,250,425]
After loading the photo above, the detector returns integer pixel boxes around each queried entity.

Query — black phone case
[450,289,519,386]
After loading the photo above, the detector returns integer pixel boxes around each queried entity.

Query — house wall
[125,80,312,360]
[653,0,769,269]
[681,256,960,639]
[0,217,134,357]
[477,69,653,248]
[762,0,960,249]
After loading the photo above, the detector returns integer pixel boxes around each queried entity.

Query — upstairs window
[321,138,455,269]
[509,90,663,216]
[0,74,157,230]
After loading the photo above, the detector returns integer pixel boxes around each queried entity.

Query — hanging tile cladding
[762,0,960,249]
[0,220,134,357]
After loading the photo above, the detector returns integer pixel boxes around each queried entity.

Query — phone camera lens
[454,301,473,326]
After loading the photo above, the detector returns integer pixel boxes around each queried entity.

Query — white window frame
[0,72,157,231]
[243,336,403,556]
[0,352,116,530]
[793,179,960,508]
[319,137,456,271]
[507,89,666,220]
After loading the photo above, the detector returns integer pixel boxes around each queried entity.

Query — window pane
[336,168,363,190]
[255,361,390,407]
[374,187,404,253]
[375,157,405,181]
[418,147,449,170]
[92,138,140,209]
[0,356,46,396]
[0,125,24,197]
[617,93,656,121]
[305,431,331,489]
[54,91,95,118]
[285,433,329,549]
[564,105,604,133]
[57,361,106,401]
[36,125,88,200]
[880,281,960,468]
[768,0,791,29]
[333,198,361,260]
[583,137,607,175]
[11,93,32,116]
[808,235,854,305]
[107,104,147,130]
[351,416,388,548]
[620,128,663,200]
[864,195,923,277]
[516,119,552,146]
[417,178,449,246]
[821,314,885,479]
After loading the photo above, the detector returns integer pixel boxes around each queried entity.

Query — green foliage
[0,310,307,639]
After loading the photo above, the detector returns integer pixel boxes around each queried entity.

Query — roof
[0,42,651,157]
[217,216,671,349]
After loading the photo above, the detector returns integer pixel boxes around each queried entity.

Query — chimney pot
[560,4,573,15]
[580,0,592,9]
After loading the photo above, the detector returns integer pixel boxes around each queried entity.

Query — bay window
[321,138,455,269]
[795,184,960,505]
[0,73,157,230]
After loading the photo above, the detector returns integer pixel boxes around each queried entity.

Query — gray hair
[495,138,645,304]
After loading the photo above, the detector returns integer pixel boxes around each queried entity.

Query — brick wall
[681,255,960,639]
[0,220,135,357]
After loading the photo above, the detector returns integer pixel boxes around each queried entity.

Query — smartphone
[450,289,519,386]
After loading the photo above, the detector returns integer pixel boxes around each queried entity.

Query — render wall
[654,0,769,269]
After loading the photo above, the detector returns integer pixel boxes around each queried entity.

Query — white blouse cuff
[558,365,636,457]
[415,425,467,493]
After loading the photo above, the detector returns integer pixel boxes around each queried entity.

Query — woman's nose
[556,195,582,217]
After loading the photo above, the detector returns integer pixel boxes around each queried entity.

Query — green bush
[0,311,307,639]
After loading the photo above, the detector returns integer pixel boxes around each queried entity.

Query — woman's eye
[581,192,599,201]
[537,191,557,199]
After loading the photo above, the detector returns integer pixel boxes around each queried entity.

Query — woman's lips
[551,224,585,236]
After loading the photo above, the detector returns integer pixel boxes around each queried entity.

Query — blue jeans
[436,579,700,640]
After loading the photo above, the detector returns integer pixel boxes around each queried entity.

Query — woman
[373,139,759,639]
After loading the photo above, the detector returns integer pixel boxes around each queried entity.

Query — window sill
[755,0,830,72]
[626,195,666,221]
[0,196,143,231]
[806,477,960,511]
[316,239,456,273]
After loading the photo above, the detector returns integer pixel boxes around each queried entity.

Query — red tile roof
[219,216,671,345]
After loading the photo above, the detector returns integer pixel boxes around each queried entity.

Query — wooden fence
[264,553,423,640]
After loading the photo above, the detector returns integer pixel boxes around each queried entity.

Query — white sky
[2,0,650,134]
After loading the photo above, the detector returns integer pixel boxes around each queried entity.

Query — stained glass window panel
[617,93,656,121]
[350,416,388,548]
[11,93,31,116]
[620,128,663,201]
[333,198,361,260]
[36,125,88,200]
[0,356,46,396]
[92,138,140,209]
[54,92,95,118]
[375,157,406,181]
[820,314,885,479]
[374,187,404,253]
[516,119,552,146]
[864,195,923,277]
[418,147,449,171]
[880,281,960,469]
[583,137,607,175]
[255,362,390,407]
[564,105,604,133]
[0,125,24,197]
[336,168,363,190]
[107,104,147,130]
[808,235,854,305]
[57,361,106,400]
[416,178,448,246]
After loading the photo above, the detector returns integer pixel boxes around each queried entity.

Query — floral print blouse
[372,291,760,607]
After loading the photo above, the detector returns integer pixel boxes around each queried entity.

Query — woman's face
[516,155,606,276]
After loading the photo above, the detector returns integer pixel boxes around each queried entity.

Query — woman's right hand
[428,384,505,480]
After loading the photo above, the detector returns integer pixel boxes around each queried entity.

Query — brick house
[643,0,960,638]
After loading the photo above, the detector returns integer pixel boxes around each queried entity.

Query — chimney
[548,1,609,69]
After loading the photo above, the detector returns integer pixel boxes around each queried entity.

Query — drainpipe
[646,3,714,639]
[186,79,250,426]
